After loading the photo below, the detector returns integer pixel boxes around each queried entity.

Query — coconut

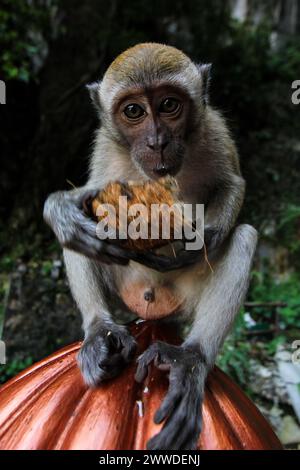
[88,177,186,252]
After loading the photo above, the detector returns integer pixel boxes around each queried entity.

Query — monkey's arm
[204,174,245,251]
[64,249,136,387]
[44,187,202,272]
[136,224,257,450]
[43,187,135,265]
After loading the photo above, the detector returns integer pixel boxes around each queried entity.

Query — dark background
[0,0,299,446]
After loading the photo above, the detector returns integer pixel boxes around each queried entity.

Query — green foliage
[250,271,300,330]
[218,268,300,389]
[277,204,300,257]
[207,22,300,231]
[0,357,33,384]
[217,310,252,388]
[269,40,300,81]
[41,260,53,276]
[0,0,54,82]
[0,260,11,339]
[0,305,4,339]
[212,21,300,129]
[265,335,286,355]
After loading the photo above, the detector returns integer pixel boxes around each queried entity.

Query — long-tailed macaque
[44,43,257,450]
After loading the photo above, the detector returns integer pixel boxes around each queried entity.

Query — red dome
[0,321,282,450]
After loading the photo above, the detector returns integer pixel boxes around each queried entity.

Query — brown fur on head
[87,43,211,180]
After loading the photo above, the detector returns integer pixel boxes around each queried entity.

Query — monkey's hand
[44,189,134,265]
[204,225,227,252]
[77,323,136,387]
[44,189,203,270]
[125,248,203,273]
[135,341,206,450]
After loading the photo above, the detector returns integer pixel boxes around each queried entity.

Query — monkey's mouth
[151,162,181,178]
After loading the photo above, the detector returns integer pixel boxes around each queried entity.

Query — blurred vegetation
[0,0,54,82]
[0,0,299,391]
[0,358,33,384]
[218,271,300,390]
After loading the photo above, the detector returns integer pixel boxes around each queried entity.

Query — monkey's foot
[77,326,136,387]
[135,341,206,450]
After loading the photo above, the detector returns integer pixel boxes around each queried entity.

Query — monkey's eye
[123,103,145,120]
[159,98,181,114]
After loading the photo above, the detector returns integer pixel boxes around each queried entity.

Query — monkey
[43,43,257,450]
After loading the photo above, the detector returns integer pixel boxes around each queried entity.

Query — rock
[249,358,290,404]
[258,404,283,433]
[279,416,300,445]
[276,345,300,422]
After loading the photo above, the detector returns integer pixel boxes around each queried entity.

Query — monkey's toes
[77,330,136,387]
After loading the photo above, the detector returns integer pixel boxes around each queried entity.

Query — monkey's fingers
[123,248,203,273]
[78,210,203,271]
[170,390,202,450]
[147,381,202,450]
[165,249,203,269]
[100,243,137,260]
[71,200,130,262]
[154,381,182,424]
[134,361,148,383]
[77,215,99,237]
[67,218,131,265]
[134,343,161,383]
[103,328,136,355]
[65,235,111,263]
[147,397,185,450]
[204,225,226,252]
[65,232,128,265]
[79,189,101,213]
[98,243,181,271]
[119,333,137,363]
[109,331,137,364]
[98,353,127,379]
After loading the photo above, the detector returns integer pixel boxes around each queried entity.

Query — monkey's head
[88,43,211,179]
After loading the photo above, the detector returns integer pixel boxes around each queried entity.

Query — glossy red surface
[0,321,282,450]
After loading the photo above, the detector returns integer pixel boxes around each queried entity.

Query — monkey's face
[113,85,191,179]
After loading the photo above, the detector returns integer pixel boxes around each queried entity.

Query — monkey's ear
[86,81,102,112]
[197,63,212,105]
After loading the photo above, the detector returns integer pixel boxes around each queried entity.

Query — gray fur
[197,63,212,105]
[86,81,102,115]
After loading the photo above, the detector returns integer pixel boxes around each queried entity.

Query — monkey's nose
[153,163,173,176]
[146,139,169,152]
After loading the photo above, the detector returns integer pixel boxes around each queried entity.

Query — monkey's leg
[135,224,257,450]
[204,174,245,252]
[64,249,136,387]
